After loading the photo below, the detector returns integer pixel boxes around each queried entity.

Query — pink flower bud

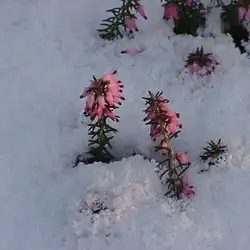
[105,109,116,119]
[102,73,117,84]
[125,18,138,31]
[97,95,106,108]
[96,106,104,119]
[105,91,115,106]
[238,7,247,21]
[164,5,179,20]
[167,122,177,134]
[186,0,192,7]
[136,4,147,20]
[86,93,95,109]
[176,153,189,165]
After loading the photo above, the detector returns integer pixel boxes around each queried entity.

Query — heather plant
[74,71,125,166]
[143,91,194,199]
[185,46,219,76]
[199,138,227,172]
[98,0,147,40]
[161,0,206,36]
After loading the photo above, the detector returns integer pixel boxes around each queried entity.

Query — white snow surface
[1,0,250,249]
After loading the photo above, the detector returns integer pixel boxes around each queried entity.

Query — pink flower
[125,17,138,32]
[176,153,189,165]
[167,122,177,134]
[101,72,117,85]
[186,0,192,7]
[136,4,147,20]
[86,93,95,110]
[188,62,202,74]
[105,109,116,119]
[170,116,182,128]
[164,5,179,20]
[160,140,168,155]
[180,176,194,198]
[239,7,247,21]
[105,91,115,106]
[121,49,145,55]
[97,96,105,108]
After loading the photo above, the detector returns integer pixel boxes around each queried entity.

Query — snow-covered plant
[161,0,206,36]
[185,46,218,76]
[76,71,125,165]
[98,0,147,40]
[199,138,227,171]
[143,91,194,199]
[221,0,249,53]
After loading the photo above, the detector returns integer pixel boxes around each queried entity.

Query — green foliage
[74,116,118,167]
[199,138,227,169]
[98,0,140,40]
[161,0,206,36]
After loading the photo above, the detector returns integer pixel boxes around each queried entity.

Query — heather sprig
[98,0,147,40]
[143,91,194,199]
[185,46,219,76]
[199,138,227,168]
[75,71,125,166]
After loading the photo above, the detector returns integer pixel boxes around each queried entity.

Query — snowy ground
[1,0,250,249]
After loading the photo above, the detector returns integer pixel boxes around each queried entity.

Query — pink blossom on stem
[97,95,106,108]
[164,5,179,20]
[180,176,194,198]
[176,153,189,165]
[238,7,247,21]
[101,72,117,85]
[125,17,138,32]
[188,62,202,74]
[105,109,116,119]
[136,4,147,20]
[86,93,95,110]
[167,122,177,134]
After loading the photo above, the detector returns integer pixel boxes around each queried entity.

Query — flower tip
[121,50,126,54]
[112,70,117,75]
[144,16,148,20]
[80,94,84,99]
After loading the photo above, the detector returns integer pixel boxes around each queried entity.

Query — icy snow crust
[1,0,250,249]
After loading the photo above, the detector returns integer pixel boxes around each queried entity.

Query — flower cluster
[162,0,206,36]
[185,47,218,76]
[143,91,194,199]
[76,71,125,165]
[80,71,125,121]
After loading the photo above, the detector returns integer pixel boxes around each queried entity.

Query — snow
[1,0,250,249]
